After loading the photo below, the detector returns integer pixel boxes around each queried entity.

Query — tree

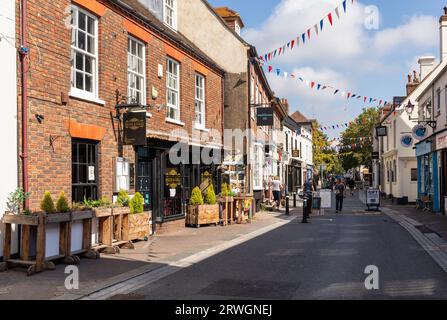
[313,122,339,174]
[339,108,380,171]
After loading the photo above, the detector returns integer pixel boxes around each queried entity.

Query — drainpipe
[20,0,29,209]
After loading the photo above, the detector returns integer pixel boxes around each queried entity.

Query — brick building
[16,0,224,233]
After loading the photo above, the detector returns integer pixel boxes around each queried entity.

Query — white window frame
[163,0,177,30]
[194,73,206,129]
[70,5,103,104]
[235,22,241,36]
[253,143,264,190]
[127,36,146,105]
[166,58,181,122]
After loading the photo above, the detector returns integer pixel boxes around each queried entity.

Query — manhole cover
[200,279,299,299]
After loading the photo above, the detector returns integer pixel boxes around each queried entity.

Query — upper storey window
[164,0,177,30]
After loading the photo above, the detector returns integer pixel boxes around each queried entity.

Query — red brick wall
[18,0,223,210]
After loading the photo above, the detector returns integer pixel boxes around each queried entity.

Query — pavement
[0,209,296,300]
[3,190,447,300]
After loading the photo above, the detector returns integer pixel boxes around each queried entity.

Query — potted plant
[122,192,150,242]
[187,185,220,228]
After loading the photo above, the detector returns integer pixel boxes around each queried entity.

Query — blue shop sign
[416,141,432,157]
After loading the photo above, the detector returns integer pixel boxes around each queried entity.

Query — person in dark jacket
[334,179,345,213]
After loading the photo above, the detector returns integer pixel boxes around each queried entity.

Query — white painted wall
[0,0,19,258]
[177,0,248,73]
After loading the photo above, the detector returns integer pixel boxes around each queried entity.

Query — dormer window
[234,21,241,36]
[164,0,177,30]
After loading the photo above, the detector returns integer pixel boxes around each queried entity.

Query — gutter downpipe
[20,0,29,209]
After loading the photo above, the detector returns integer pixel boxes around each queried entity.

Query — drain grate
[200,279,300,300]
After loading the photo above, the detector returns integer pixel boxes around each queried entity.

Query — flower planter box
[122,212,151,242]
[218,197,234,226]
[91,208,113,248]
[112,207,130,241]
[1,210,97,276]
[186,204,220,228]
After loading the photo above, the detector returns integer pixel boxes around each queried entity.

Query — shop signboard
[366,188,380,211]
[416,141,432,157]
[123,112,147,146]
[401,135,414,148]
[376,126,387,137]
[437,132,447,150]
[292,150,300,158]
[412,124,428,141]
[256,108,274,126]
[165,169,181,189]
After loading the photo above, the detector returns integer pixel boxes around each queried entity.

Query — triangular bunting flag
[302,33,306,44]
[291,40,295,50]
[328,13,333,26]
[314,24,319,36]
[334,89,339,95]
[335,7,340,19]
[307,29,311,40]
[320,19,324,31]
[343,0,347,13]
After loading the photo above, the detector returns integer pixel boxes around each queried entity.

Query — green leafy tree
[40,191,56,213]
[56,191,70,213]
[339,107,380,171]
[313,122,339,174]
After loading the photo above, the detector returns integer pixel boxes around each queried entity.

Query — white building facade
[0,0,19,258]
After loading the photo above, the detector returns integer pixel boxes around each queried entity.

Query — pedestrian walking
[303,178,314,221]
[271,176,282,209]
[348,178,355,196]
[334,179,345,213]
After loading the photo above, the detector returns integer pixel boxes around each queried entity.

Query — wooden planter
[122,212,151,242]
[1,210,97,276]
[218,197,234,226]
[186,204,220,228]
[92,208,114,253]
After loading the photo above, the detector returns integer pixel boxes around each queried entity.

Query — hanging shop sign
[372,152,380,160]
[256,108,274,126]
[123,112,147,146]
[165,169,181,189]
[376,126,387,137]
[412,124,428,141]
[400,135,414,148]
[292,150,300,158]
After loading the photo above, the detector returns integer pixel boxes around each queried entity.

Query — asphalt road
[121,195,447,300]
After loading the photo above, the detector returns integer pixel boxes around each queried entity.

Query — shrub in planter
[116,189,130,207]
[221,183,229,197]
[40,191,56,213]
[130,192,144,214]
[190,187,204,205]
[56,191,70,213]
[204,185,217,205]
[7,188,31,214]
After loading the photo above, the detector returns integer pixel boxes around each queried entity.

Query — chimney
[418,56,436,80]
[406,72,418,96]
[440,7,447,62]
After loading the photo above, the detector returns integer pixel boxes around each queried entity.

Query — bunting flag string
[262,62,389,108]
[259,0,355,63]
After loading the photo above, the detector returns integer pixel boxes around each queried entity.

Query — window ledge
[166,118,185,127]
[70,90,105,106]
[194,126,210,132]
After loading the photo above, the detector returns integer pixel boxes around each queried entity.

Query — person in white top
[271,176,282,208]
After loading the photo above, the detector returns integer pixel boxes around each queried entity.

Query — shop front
[437,131,447,215]
[136,139,222,233]
[287,159,302,194]
[416,140,440,213]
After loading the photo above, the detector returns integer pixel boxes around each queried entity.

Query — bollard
[285,195,290,216]
[302,197,308,223]
[293,193,297,208]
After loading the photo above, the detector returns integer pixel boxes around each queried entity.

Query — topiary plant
[116,189,130,207]
[130,192,144,214]
[204,184,217,205]
[189,187,204,206]
[56,191,70,213]
[221,183,229,197]
[40,191,56,213]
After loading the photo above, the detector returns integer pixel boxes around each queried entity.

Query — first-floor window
[128,37,146,104]
[72,139,98,203]
[411,168,418,182]
[195,73,205,128]
[253,145,263,189]
[166,58,180,121]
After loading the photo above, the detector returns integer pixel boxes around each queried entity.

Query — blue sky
[208,0,446,138]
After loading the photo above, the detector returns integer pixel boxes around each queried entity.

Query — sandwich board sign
[366,188,381,211]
